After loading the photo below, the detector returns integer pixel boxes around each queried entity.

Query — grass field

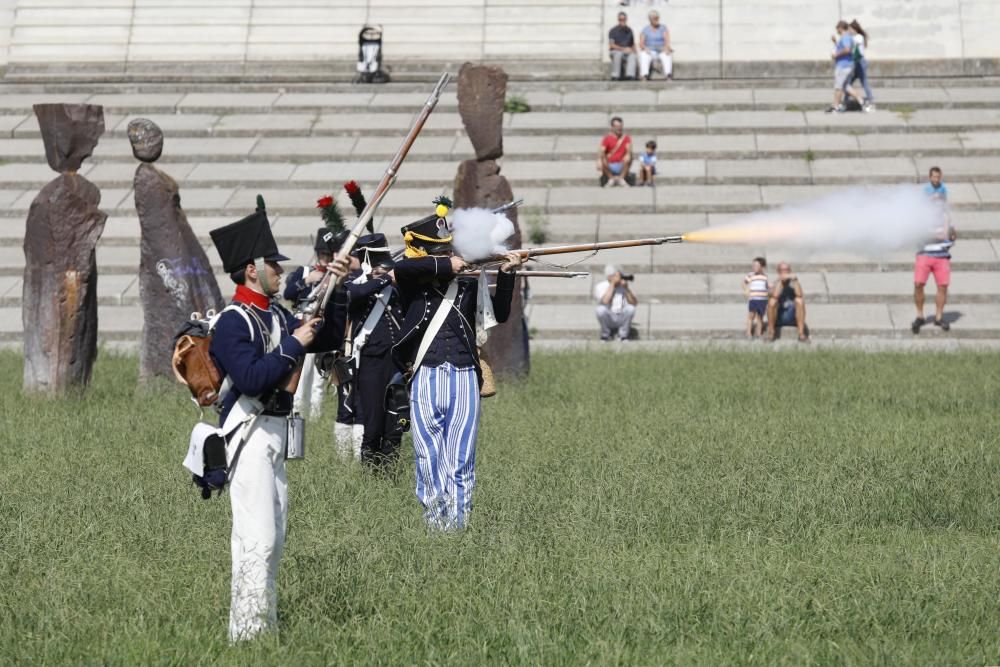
[1,349,999,665]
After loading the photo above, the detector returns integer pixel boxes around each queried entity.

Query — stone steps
[4,85,1000,115]
[5,184,1000,220]
[5,77,1000,343]
[6,158,1000,191]
[8,133,1000,163]
[2,240,998,279]
[4,271,1000,309]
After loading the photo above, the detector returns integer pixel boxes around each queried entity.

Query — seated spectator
[742,256,769,339]
[594,264,637,341]
[638,140,657,186]
[912,166,957,334]
[639,10,673,82]
[609,12,637,80]
[766,262,809,342]
[597,116,635,187]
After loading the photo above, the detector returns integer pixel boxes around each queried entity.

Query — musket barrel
[471,235,684,267]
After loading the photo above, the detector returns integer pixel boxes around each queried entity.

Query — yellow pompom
[435,204,449,218]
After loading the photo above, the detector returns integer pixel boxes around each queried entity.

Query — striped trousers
[411,362,481,530]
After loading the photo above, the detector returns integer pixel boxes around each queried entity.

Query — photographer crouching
[594,264,638,341]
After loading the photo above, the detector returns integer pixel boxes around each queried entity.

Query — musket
[467,270,588,278]
[285,71,451,392]
[466,235,685,268]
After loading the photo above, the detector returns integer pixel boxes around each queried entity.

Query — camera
[619,273,634,282]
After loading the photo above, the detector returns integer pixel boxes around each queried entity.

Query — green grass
[2,350,999,665]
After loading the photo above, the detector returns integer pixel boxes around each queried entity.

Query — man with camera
[594,264,638,341]
[766,262,809,342]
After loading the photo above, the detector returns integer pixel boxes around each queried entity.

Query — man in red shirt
[597,116,634,187]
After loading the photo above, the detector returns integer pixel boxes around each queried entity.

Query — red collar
[233,285,271,310]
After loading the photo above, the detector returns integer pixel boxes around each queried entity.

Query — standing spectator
[742,257,769,339]
[766,262,809,342]
[638,10,673,81]
[594,264,637,341]
[826,21,854,113]
[609,12,637,80]
[912,167,957,333]
[597,116,634,187]
[847,20,875,111]
[924,165,948,200]
[638,140,657,186]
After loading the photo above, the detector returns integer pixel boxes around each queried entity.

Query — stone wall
[0,0,997,73]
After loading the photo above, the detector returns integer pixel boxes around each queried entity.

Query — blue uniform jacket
[282,265,312,304]
[210,289,347,425]
[391,256,515,387]
[346,273,404,358]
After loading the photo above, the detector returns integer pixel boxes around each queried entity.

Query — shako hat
[352,232,392,267]
[401,195,454,258]
[210,205,289,274]
[314,226,347,254]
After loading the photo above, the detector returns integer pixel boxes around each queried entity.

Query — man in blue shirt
[923,166,949,200]
[912,167,957,333]
[826,21,854,112]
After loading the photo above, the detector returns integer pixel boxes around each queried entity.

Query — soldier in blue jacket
[345,233,405,469]
[208,207,348,641]
[283,227,347,418]
[392,210,522,530]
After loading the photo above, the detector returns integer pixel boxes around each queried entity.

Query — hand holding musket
[285,71,452,393]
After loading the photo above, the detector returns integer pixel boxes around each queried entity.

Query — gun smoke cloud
[450,208,516,261]
[683,186,947,259]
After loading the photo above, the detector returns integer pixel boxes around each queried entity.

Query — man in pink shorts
[912,167,957,333]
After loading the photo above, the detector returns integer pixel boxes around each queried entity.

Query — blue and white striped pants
[411,362,481,530]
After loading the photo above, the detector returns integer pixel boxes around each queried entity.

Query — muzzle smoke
[450,208,516,261]
[683,186,947,259]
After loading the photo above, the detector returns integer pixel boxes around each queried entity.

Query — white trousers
[228,415,288,642]
[639,50,673,78]
[292,353,326,418]
[597,303,636,339]
[334,421,364,460]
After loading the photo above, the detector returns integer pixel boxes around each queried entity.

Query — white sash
[412,281,458,373]
[351,285,392,365]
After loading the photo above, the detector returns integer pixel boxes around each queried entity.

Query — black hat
[352,233,391,261]
[210,210,289,274]
[314,227,347,254]
[401,213,452,257]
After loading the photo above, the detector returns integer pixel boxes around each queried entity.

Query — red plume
[344,180,372,231]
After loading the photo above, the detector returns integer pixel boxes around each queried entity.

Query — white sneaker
[864,102,876,112]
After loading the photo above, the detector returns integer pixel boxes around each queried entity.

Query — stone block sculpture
[22,104,107,394]
[453,63,529,377]
[129,118,223,380]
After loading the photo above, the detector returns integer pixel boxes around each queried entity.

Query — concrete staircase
[1,77,999,344]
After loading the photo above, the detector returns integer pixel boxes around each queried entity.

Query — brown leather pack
[172,330,222,407]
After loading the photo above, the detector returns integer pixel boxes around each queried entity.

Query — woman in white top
[848,20,875,111]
